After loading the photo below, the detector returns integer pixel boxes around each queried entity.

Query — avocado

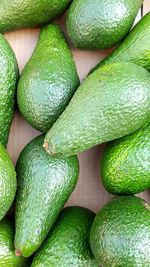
[66,0,143,49]
[17,24,79,133]
[31,206,98,267]
[0,34,18,147]
[0,218,30,267]
[44,62,150,157]
[15,135,79,257]
[101,123,150,195]
[0,0,72,33]
[91,12,150,73]
[90,196,150,267]
[0,144,16,222]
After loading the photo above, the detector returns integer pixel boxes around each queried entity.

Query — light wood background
[5,0,150,214]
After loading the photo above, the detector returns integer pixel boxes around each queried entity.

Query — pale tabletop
[5,0,150,214]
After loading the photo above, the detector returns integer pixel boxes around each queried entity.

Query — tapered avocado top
[44,62,150,157]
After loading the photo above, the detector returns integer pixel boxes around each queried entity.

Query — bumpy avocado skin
[90,196,150,267]
[101,123,150,195]
[17,24,80,133]
[44,62,150,157]
[15,135,79,257]
[0,0,72,32]
[91,12,150,73]
[0,34,18,147]
[0,218,30,267]
[32,206,98,267]
[0,144,16,222]
[66,0,143,49]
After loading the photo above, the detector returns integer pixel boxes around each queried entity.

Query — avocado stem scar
[15,249,22,257]
[144,203,150,211]
[43,140,49,150]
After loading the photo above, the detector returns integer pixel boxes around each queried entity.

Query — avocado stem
[15,249,22,257]
[43,140,49,150]
[43,140,55,156]
[144,203,150,211]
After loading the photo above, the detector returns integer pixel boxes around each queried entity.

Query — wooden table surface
[5,0,150,214]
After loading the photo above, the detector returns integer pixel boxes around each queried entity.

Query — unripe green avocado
[101,123,150,195]
[90,196,150,267]
[44,63,150,157]
[0,0,72,33]
[15,135,79,257]
[17,24,80,133]
[66,0,143,49]
[91,12,150,73]
[0,144,16,222]
[0,34,18,147]
[0,218,30,267]
[32,206,98,267]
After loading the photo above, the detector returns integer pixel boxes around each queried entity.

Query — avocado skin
[0,144,16,222]
[32,206,98,267]
[91,12,150,73]
[0,0,72,33]
[66,0,143,49]
[0,34,18,147]
[44,62,150,157]
[0,218,30,267]
[101,123,150,195]
[15,135,79,257]
[90,196,150,267]
[17,24,80,133]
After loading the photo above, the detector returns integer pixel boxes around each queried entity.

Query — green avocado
[44,62,150,157]
[90,196,150,267]
[31,206,98,267]
[66,0,143,49]
[0,34,18,147]
[91,12,150,73]
[0,218,30,267]
[0,0,72,33]
[17,24,79,133]
[15,135,79,257]
[101,123,150,195]
[0,144,16,221]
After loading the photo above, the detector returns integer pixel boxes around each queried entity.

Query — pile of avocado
[0,0,149,266]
